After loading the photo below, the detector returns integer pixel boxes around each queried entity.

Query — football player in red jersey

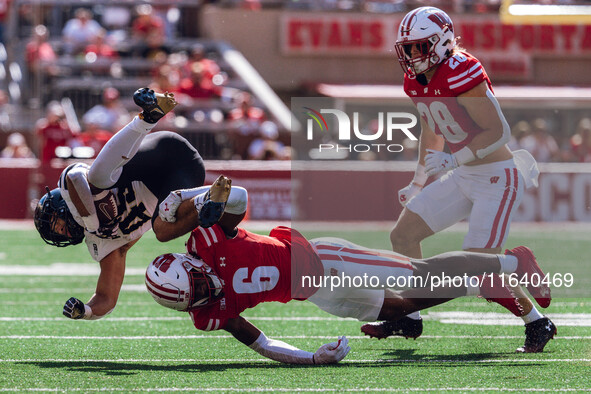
[368,6,555,353]
[143,182,555,364]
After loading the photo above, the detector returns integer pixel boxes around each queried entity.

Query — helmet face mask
[395,7,455,77]
[145,253,224,312]
[34,187,85,247]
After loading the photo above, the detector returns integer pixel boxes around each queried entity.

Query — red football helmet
[395,7,456,77]
[145,253,224,311]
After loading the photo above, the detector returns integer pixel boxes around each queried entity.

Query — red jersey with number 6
[404,51,493,153]
[186,225,323,331]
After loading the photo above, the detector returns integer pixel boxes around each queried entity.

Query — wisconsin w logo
[490,176,500,184]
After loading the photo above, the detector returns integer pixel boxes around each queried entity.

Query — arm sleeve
[181,185,248,215]
[58,163,99,232]
[88,116,155,189]
[474,89,511,159]
[248,331,314,364]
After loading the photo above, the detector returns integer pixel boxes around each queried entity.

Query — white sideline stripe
[1,358,591,364]
[0,264,146,276]
[2,312,591,326]
[0,389,588,393]
[0,335,589,340]
[0,284,146,293]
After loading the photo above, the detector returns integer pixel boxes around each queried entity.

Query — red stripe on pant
[485,168,513,249]
[494,168,519,248]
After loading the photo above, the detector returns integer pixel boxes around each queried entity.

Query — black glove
[63,297,85,319]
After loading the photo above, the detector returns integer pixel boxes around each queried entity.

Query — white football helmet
[145,253,224,311]
[395,7,456,76]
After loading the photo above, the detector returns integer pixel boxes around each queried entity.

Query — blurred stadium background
[0,0,590,223]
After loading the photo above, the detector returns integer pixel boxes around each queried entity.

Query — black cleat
[516,317,557,353]
[133,87,177,123]
[361,317,423,340]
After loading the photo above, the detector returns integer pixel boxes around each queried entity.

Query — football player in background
[142,181,551,364]
[33,88,210,321]
[365,6,555,353]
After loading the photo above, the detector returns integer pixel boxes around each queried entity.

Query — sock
[497,254,518,274]
[465,276,480,297]
[522,307,544,324]
[406,311,421,320]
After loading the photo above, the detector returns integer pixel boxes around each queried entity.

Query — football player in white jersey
[34,88,213,322]
[361,7,555,353]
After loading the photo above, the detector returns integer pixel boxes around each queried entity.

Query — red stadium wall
[1,160,590,222]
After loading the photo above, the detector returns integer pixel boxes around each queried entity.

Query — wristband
[453,146,476,166]
[82,304,93,320]
[412,164,428,186]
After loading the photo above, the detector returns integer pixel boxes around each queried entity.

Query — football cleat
[197,175,232,228]
[516,317,557,353]
[506,246,552,308]
[477,274,523,317]
[133,87,178,123]
[361,316,423,340]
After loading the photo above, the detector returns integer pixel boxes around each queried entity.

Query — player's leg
[88,88,177,189]
[464,164,555,352]
[385,172,473,334]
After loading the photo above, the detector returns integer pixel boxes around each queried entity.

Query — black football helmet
[34,187,85,247]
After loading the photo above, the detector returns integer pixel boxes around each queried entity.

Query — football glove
[133,88,178,124]
[425,149,457,177]
[63,297,85,320]
[89,217,120,239]
[159,191,183,223]
[313,336,351,364]
[398,183,422,207]
[195,175,232,228]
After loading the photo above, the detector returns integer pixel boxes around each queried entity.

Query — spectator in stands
[228,92,266,159]
[149,63,180,94]
[75,116,114,159]
[176,63,222,101]
[247,121,285,160]
[84,28,118,60]
[138,29,171,61]
[0,132,35,159]
[519,118,561,162]
[82,87,131,133]
[25,24,58,76]
[35,101,76,163]
[62,8,104,56]
[182,43,222,84]
[569,117,591,163]
[508,120,531,151]
[131,4,165,53]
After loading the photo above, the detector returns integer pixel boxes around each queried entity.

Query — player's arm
[64,168,100,232]
[397,116,444,207]
[224,316,350,365]
[63,239,138,320]
[457,81,511,160]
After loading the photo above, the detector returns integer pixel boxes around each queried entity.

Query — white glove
[425,149,458,177]
[313,336,351,364]
[159,191,182,223]
[398,183,422,207]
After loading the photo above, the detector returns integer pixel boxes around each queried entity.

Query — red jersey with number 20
[404,51,493,153]
[186,225,322,332]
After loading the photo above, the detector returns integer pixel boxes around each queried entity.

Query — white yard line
[0,388,589,392]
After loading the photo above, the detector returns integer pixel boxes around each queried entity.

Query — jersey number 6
[233,266,280,294]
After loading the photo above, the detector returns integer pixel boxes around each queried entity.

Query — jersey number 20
[233,266,280,294]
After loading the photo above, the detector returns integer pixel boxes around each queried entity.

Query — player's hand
[63,297,85,320]
[89,217,120,239]
[425,149,457,177]
[313,336,350,364]
[398,183,422,207]
[159,191,182,223]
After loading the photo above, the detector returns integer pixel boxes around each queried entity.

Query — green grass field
[1,224,590,392]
